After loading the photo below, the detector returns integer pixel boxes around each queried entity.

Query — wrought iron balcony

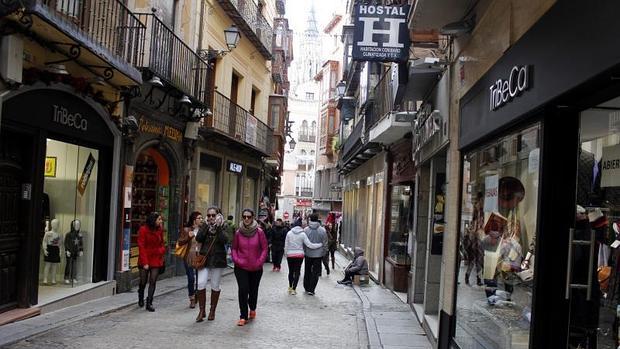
[205,91,272,156]
[1,0,145,84]
[216,0,273,59]
[136,13,211,107]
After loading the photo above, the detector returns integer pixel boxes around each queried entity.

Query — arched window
[310,121,316,142]
[310,150,315,156]
[300,120,309,141]
[301,149,307,156]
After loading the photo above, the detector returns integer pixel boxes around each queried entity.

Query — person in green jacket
[225,215,236,267]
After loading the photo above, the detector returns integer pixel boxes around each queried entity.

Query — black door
[0,129,35,311]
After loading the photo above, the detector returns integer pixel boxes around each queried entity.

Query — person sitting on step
[337,247,369,286]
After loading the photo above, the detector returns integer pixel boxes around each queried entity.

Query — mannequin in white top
[42,219,61,285]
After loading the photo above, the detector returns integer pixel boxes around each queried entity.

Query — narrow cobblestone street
[7,262,367,349]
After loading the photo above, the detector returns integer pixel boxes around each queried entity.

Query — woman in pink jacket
[232,208,268,326]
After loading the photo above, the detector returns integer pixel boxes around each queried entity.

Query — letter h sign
[352,5,410,63]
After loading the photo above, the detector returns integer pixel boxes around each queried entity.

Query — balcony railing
[37,0,145,66]
[370,69,394,128]
[207,91,271,155]
[136,13,211,106]
[217,0,272,59]
[1,0,146,83]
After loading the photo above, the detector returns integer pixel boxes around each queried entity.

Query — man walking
[303,214,327,295]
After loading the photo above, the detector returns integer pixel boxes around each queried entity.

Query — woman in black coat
[270,219,288,271]
[194,207,228,322]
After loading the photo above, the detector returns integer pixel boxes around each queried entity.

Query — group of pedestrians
[135,209,361,327]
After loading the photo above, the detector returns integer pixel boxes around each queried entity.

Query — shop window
[570,99,620,348]
[243,167,260,212]
[226,161,243,222]
[389,185,412,264]
[197,153,221,213]
[454,124,541,349]
[41,139,99,288]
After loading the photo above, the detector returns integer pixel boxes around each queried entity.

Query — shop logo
[53,105,88,131]
[489,65,530,111]
[227,161,243,174]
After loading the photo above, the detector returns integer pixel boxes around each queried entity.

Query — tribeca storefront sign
[352,4,411,63]
[53,104,88,131]
[489,65,531,111]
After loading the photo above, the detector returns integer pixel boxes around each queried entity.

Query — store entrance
[130,148,171,274]
[568,96,620,349]
[0,129,34,311]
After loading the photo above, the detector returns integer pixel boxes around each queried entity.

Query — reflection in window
[454,124,541,349]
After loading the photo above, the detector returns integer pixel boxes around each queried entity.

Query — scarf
[239,220,258,237]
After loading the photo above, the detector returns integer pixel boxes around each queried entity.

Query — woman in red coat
[138,212,166,312]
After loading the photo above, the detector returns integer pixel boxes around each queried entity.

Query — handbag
[190,234,217,269]
[174,241,189,258]
[598,266,612,292]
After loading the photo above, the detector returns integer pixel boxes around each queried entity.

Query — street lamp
[336,80,346,97]
[289,138,297,150]
[198,25,242,60]
[224,25,241,50]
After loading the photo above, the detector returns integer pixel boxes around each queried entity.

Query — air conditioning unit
[0,35,23,84]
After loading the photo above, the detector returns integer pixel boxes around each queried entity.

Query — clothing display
[64,219,84,282]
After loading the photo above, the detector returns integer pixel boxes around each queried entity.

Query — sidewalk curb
[334,255,381,349]
[353,284,382,348]
[0,269,234,347]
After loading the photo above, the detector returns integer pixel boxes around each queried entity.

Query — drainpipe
[197,0,206,52]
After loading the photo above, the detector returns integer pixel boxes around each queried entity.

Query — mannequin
[42,219,61,285]
[64,219,84,284]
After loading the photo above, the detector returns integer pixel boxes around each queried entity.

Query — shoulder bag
[191,234,217,269]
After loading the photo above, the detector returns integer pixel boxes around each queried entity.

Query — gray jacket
[346,247,369,275]
[303,221,327,258]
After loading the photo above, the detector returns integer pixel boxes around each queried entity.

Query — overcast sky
[286,0,347,39]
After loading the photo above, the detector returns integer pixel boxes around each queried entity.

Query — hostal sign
[489,65,531,111]
[352,4,411,63]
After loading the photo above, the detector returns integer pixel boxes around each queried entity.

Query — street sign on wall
[352,4,411,63]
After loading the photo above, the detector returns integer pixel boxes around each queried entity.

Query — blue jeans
[184,261,195,297]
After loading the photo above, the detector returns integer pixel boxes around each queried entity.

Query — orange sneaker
[237,319,247,326]
[249,310,256,319]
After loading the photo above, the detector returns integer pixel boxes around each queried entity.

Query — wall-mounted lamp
[336,80,346,98]
[440,15,476,36]
[178,95,192,105]
[224,25,241,50]
[45,63,69,75]
[289,138,297,150]
[148,75,163,87]
[198,24,242,60]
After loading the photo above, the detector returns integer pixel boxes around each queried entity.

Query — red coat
[138,225,166,268]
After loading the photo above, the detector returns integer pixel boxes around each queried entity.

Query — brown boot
[189,295,196,309]
[208,290,221,321]
[195,289,206,322]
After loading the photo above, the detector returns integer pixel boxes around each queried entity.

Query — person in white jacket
[284,219,323,295]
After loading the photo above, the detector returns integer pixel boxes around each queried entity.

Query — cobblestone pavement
[7,262,366,349]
